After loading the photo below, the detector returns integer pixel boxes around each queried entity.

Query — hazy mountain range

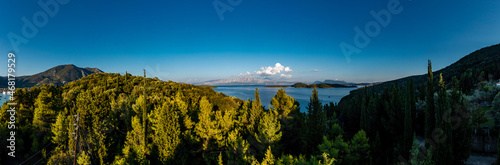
[196,77,365,86]
[196,77,294,86]
[313,80,352,85]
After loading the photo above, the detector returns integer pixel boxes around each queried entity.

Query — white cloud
[238,71,252,77]
[239,63,293,79]
[313,69,322,72]
[254,63,293,76]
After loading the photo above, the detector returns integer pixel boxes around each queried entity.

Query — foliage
[426,60,436,141]
[254,111,282,151]
[1,51,494,164]
[303,87,327,155]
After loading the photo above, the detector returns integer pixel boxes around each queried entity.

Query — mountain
[313,79,351,85]
[0,64,103,88]
[292,82,357,88]
[342,43,500,101]
[198,77,293,86]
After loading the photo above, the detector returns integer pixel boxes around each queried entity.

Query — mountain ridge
[341,43,500,102]
[0,64,103,88]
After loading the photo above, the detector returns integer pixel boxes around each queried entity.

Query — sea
[0,93,11,107]
[213,85,360,113]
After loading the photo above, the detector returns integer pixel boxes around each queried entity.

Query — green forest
[1,59,500,164]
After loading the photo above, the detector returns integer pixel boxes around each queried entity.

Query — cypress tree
[404,94,413,155]
[425,60,435,141]
[409,79,416,127]
[142,69,148,158]
[497,131,500,165]
[435,73,452,165]
[404,79,416,154]
[450,76,472,164]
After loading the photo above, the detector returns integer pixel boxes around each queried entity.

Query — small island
[264,85,290,88]
[292,82,357,88]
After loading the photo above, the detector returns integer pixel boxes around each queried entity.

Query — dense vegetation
[2,62,497,164]
[348,43,500,97]
[0,44,499,164]
[0,73,354,164]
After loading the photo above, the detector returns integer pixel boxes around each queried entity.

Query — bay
[213,85,360,113]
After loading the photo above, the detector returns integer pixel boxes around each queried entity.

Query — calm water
[0,93,11,107]
[213,85,359,112]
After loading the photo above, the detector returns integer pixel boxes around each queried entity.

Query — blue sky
[1,0,499,83]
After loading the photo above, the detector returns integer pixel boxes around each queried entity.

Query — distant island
[264,85,290,88]
[292,82,357,88]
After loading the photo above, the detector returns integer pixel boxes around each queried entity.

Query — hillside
[1,73,340,164]
[0,64,103,88]
[343,43,500,101]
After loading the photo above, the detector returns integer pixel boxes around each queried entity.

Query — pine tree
[77,150,91,165]
[254,111,282,150]
[226,129,251,164]
[317,134,349,164]
[248,88,264,135]
[122,116,147,163]
[270,89,298,124]
[151,101,181,163]
[346,130,370,164]
[425,60,436,141]
[33,87,54,131]
[329,123,343,139]
[371,132,383,165]
[51,112,67,145]
[218,152,224,165]
[270,88,300,155]
[195,96,220,150]
[304,87,326,154]
[261,146,275,165]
